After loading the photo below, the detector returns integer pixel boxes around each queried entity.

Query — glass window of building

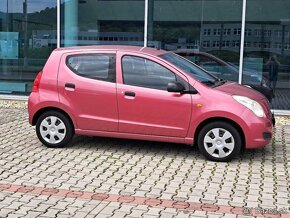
[0,0,57,95]
[243,0,290,110]
[60,0,144,47]
[0,0,289,113]
[147,0,243,85]
[223,28,231,36]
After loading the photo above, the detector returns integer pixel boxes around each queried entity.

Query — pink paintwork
[28,45,274,161]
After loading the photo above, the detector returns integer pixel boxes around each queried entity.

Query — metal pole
[57,0,61,48]
[23,0,28,66]
[238,0,247,84]
[6,0,8,31]
[144,0,148,47]
[200,0,204,50]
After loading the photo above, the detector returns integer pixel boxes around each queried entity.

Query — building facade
[0,0,290,113]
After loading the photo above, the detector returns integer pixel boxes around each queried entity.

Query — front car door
[116,52,192,138]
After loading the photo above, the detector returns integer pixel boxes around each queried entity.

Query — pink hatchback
[28,46,274,161]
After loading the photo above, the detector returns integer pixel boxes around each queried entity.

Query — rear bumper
[28,92,40,125]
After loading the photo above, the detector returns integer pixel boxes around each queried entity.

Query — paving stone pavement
[0,102,290,217]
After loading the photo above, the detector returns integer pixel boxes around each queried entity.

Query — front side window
[122,56,176,90]
[67,54,116,82]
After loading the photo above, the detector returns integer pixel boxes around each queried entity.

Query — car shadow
[67,135,201,159]
[65,135,274,163]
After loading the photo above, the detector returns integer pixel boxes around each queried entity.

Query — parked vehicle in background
[175,50,274,102]
[28,46,274,162]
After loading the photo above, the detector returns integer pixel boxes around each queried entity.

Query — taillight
[32,71,42,92]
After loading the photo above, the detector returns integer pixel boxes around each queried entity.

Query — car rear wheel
[197,121,242,162]
[36,111,73,148]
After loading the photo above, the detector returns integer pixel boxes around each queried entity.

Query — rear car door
[116,52,192,138]
[58,51,118,132]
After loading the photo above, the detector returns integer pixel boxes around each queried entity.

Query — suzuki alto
[28,46,274,162]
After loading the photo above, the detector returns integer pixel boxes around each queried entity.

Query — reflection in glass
[147,0,245,92]
[147,0,242,66]
[147,0,278,103]
[0,0,57,95]
[244,1,290,110]
[61,0,144,47]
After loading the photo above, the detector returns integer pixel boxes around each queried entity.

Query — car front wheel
[36,111,73,148]
[197,121,242,162]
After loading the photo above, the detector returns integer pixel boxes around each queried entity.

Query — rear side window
[67,54,116,82]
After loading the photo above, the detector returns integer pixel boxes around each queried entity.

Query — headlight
[233,95,265,117]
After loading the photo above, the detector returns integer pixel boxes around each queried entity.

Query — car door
[58,51,118,132]
[116,52,192,138]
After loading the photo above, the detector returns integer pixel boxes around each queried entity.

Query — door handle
[65,83,75,89]
[124,91,135,97]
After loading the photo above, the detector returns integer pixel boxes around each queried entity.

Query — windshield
[160,52,219,87]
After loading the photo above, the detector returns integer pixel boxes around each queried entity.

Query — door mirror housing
[167,81,198,94]
[167,82,185,93]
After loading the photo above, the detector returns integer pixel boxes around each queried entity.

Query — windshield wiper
[202,78,227,87]
[201,80,216,86]
[212,78,227,87]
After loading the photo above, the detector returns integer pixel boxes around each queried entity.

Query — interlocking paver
[0,208,14,217]
[0,103,290,217]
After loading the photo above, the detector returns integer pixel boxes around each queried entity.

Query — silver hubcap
[204,128,235,158]
[40,116,66,144]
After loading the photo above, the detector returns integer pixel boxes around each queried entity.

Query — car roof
[55,45,169,56]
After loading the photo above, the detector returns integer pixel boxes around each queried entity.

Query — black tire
[36,111,74,148]
[197,121,242,162]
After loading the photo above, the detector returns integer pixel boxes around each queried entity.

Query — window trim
[66,53,116,83]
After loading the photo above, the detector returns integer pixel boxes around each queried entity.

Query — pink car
[28,46,274,161]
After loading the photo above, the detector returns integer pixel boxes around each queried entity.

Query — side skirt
[75,129,194,145]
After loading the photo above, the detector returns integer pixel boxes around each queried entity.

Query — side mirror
[167,82,185,93]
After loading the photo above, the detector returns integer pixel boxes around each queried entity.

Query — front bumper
[241,110,273,149]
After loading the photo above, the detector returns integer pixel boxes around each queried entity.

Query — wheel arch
[32,107,75,133]
[194,117,245,150]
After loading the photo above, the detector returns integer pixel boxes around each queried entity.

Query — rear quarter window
[66,54,116,82]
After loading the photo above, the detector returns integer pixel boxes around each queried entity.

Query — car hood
[215,81,266,101]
